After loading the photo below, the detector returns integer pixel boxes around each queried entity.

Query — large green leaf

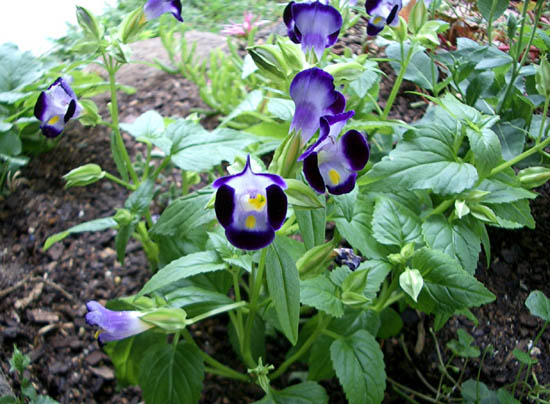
[0,43,44,93]
[138,342,204,404]
[413,248,495,314]
[525,290,550,322]
[477,178,536,204]
[255,382,328,404]
[422,215,481,274]
[125,179,155,215]
[489,199,535,229]
[120,110,168,152]
[295,205,326,250]
[387,43,438,91]
[266,240,301,345]
[372,196,422,248]
[330,330,386,404]
[361,124,478,195]
[465,127,502,177]
[334,196,392,260]
[150,189,214,237]
[300,276,344,318]
[138,251,225,297]
[43,217,117,251]
[493,120,525,161]
[103,331,163,387]
[308,335,335,381]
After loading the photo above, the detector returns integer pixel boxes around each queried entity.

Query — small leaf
[43,217,116,251]
[525,290,550,321]
[512,349,538,365]
[300,276,344,317]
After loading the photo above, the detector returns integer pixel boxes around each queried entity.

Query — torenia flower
[34,77,82,138]
[299,112,370,195]
[290,67,345,145]
[365,0,402,36]
[144,0,183,22]
[221,11,269,37]
[284,1,342,60]
[213,156,287,250]
[85,301,153,344]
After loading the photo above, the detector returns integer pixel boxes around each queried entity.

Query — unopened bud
[63,164,105,188]
[518,166,550,189]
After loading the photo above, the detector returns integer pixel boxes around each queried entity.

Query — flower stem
[382,43,415,120]
[536,96,550,145]
[103,171,137,190]
[490,134,550,177]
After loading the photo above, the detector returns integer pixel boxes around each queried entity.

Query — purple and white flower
[365,0,402,36]
[33,77,82,138]
[284,1,342,60]
[299,111,370,195]
[290,67,346,145]
[213,156,287,250]
[144,0,183,22]
[85,301,153,344]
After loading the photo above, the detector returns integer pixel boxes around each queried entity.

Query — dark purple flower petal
[64,99,77,123]
[367,22,385,36]
[40,123,64,138]
[366,0,383,14]
[144,0,183,22]
[303,153,326,193]
[225,225,275,250]
[365,0,402,36]
[266,184,287,230]
[285,1,342,60]
[33,92,48,121]
[341,129,370,170]
[326,171,357,195]
[290,67,345,144]
[387,4,400,25]
[215,184,235,227]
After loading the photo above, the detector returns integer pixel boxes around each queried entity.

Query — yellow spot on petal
[245,215,256,229]
[248,194,266,211]
[373,16,383,25]
[94,330,102,340]
[328,169,341,185]
[48,115,60,125]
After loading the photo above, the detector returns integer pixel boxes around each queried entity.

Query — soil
[1,20,550,404]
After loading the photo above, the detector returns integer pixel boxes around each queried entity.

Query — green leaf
[332,186,357,222]
[422,215,481,274]
[361,261,392,299]
[493,120,525,161]
[361,125,478,195]
[330,330,386,404]
[377,307,403,339]
[150,189,214,237]
[300,276,344,317]
[138,342,204,404]
[125,179,154,215]
[103,331,163,386]
[138,251,225,297]
[0,43,44,92]
[489,199,535,229]
[477,0,509,23]
[0,131,21,156]
[413,248,495,313]
[477,178,536,204]
[308,334,335,381]
[111,132,129,182]
[267,98,295,121]
[446,329,480,358]
[120,110,168,151]
[220,89,263,126]
[115,221,137,264]
[295,205,326,250]
[466,127,502,177]
[285,179,325,209]
[372,196,422,248]
[334,196,392,260]
[387,43,438,90]
[165,286,233,317]
[255,382,328,404]
[512,349,538,365]
[43,217,117,251]
[266,240,300,345]
[525,290,550,321]
[461,379,495,404]
[497,388,520,404]
[399,269,423,302]
[350,70,378,98]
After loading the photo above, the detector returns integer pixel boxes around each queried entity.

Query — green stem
[142,143,152,181]
[490,134,550,176]
[136,221,159,269]
[106,62,139,185]
[536,96,550,145]
[231,268,246,354]
[103,172,137,190]
[373,274,400,312]
[520,322,548,399]
[388,377,439,403]
[427,199,454,218]
[186,301,248,325]
[182,330,249,382]
[383,43,415,119]
[322,328,344,340]
[181,170,189,196]
[152,156,172,180]
[270,314,331,380]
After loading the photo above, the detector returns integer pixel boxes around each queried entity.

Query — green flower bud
[518,166,550,188]
[76,6,104,41]
[469,203,498,224]
[285,179,325,209]
[399,268,423,302]
[120,7,147,44]
[393,16,408,43]
[507,13,518,41]
[535,58,550,97]
[277,39,306,74]
[400,242,415,259]
[297,241,335,279]
[461,189,490,202]
[341,268,368,296]
[409,0,427,35]
[341,290,369,307]
[248,45,289,81]
[63,164,105,188]
[270,131,302,178]
[324,61,364,82]
[140,307,187,332]
[454,200,470,219]
[114,208,135,226]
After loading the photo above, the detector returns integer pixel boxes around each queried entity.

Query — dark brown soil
[1,26,550,404]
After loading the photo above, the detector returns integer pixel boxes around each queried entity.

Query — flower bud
[285,179,325,209]
[297,241,335,279]
[120,7,147,44]
[277,39,306,74]
[114,208,135,226]
[518,166,550,188]
[535,58,550,97]
[399,268,423,302]
[454,200,470,219]
[341,268,368,296]
[409,0,427,35]
[248,45,289,80]
[270,131,302,178]
[63,164,105,188]
[469,203,498,224]
[140,307,188,332]
[324,61,364,81]
[76,6,104,41]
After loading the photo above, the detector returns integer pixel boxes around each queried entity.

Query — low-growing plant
[24,0,550,402]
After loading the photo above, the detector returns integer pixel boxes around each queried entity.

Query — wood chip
[28,309,59,323]
[14,282,44,309]
[90,366,114,380]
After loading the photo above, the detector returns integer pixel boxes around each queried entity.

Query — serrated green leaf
[295,204,326,250]
[466,127,502,177]
[525,290,550,321]
[372,196,422,248]
[413,248,495,313]
[422,215,481,274]
[43,217,117,251]
[330,330,385,404]
[125,179,154,215]
[489,199,535,229]
[387,43,438,90]
[138,251,225,297]
[120,110,168,151]
[300,276,344,317]
[139,342,204,404]
[266,240,300,345]
[361,125,478,195]
[477,178,537,204]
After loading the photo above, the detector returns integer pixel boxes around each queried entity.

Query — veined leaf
[43,217,117,251]
[372,196,422,248]
[300,276,344,318]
